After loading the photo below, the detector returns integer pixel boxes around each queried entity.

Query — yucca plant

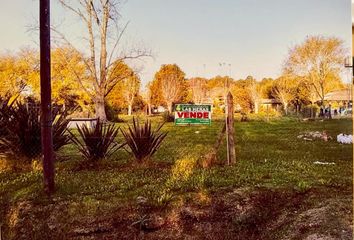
[0,96,12,154]
[0,103,42,159]
[52,107,72,151]
[69,119,123,161]
[0,96,11,138]
[121,118,168,162]
[0,101,71,161]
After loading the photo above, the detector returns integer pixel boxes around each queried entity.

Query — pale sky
[352,0,354,23]
[0,0,352,87]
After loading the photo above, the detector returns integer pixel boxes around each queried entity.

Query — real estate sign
[174,104,212,125]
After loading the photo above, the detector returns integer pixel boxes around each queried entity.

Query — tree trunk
[284,103,288,115]
[95,95,107,121]
[167,102,172,113]
[254,102,259,114]
[128,104,132,116]
[148,103,152,115]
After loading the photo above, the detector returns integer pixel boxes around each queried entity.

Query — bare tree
[56,0,151,121]
[189,77,207,104]
[162,74,184,113]
[122,75,140,116]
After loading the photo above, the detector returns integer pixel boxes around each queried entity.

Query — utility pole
[40,0,55,194]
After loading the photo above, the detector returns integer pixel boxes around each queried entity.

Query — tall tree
[245,76,261,114]
[153,64,187,113]
[189,77,207,104]
[123,73,140,116]
[0,49,39,98]
[106,61,140,115]
[0,47,92,111]
[272,76,297,115]
[148,78,164,108]
[283,35,346,106]
[51,47,91,109]
[231,79,253,113]
[56,0,150,121]
[142,82,153,115]
[259,78,275,99]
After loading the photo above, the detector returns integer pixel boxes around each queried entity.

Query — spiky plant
[0,96,11,138]
[52,108,72,151]
[0,101,71,161]
[0,96,13,154]
[69,119,123,161]
[0,103,42,159]
[121,118,167,162]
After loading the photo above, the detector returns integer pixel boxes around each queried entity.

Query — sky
[0,0,352,88]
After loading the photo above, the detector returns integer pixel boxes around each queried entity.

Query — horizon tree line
[0,35,349,118]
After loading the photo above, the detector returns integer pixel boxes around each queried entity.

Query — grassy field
[0,117,352,239]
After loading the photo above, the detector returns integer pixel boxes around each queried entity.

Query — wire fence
[1,102,352,169]
[0,102,227,169]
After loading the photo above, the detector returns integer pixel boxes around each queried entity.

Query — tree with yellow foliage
[106,61,140,115]
[151,64,187,113]
[284,35,346,106]
[0,47,94,113]
[0,48,39,98]
[188,77,208,104]
[51,47,91,111]
[231,78,253,113]
[272,76,297,115]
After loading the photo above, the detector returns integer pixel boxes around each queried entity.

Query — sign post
[174,104,212,125]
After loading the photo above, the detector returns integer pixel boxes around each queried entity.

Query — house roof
[323,89,352,101]
[260,98,281,104]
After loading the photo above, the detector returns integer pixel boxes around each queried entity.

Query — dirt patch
[1,188,352,240]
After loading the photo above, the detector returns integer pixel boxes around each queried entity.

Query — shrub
[0,97,12,154]
[52,108,72,151]
[301,105,319,119]
[69,119,123,161]
[121,118,167,162]
[0,97,11,138]
[0,103,42,159]
[105,103,121,122]
[162,111,174,122]
[0,101,71,161]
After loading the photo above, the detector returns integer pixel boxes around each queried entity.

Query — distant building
[260,98,282,111]
[323,89,352,102]
[322,88,353,112]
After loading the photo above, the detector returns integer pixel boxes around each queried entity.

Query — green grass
[0,117,352,236]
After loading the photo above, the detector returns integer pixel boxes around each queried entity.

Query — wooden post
[226,92,236,165]
[266,104,269,122]
[40,0,55,194]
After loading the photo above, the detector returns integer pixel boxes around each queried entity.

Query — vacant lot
[0,117,352,239]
